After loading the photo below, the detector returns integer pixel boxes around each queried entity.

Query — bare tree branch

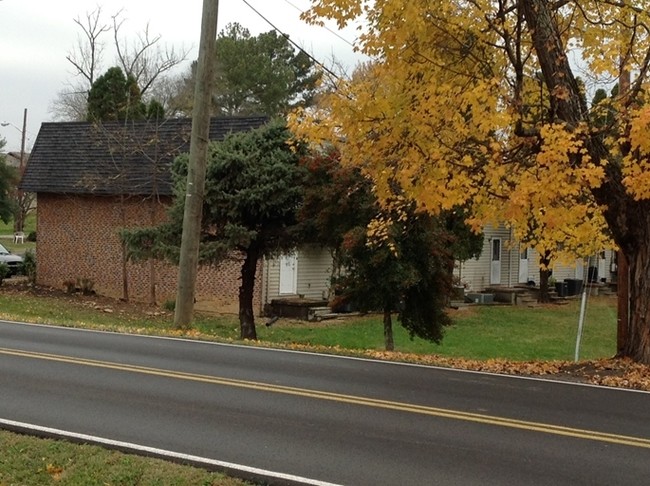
[66,7,110,86]
[53,7,190,121]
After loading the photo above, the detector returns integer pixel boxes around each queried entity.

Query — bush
[77,277,95,295]
[22,249,36,283]
[63,280,76,294]
[163,299,176,311]
[27,231,36,242]
[0,262,8,284]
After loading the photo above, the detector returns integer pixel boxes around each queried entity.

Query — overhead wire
[280,0,357,49]
[239,0,342,81]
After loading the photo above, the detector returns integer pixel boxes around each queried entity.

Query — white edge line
[2,319,649,395]
[0,417,342,486]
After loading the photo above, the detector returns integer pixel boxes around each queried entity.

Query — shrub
[77,277,95,295]
[0,262,8,285]
[27,231,36,242]
[163,299,176,311]
[63,280,76,294]
[22,249,36,284]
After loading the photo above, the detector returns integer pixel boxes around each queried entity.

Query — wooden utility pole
[174,0,219,329]
[17,108,27,233]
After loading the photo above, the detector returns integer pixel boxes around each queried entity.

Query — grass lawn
[0,212,36,236]
[0,430,249,486]
[0,284,617,362]
[255,297,617,361]
[0,212,37,254]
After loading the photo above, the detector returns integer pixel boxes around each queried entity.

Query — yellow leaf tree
[293,0,650,363]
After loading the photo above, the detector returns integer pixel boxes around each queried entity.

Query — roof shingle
[21,116,268,196]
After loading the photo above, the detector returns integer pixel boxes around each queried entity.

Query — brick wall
[36,193,262,313]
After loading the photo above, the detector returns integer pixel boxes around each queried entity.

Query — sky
[0,0,365,153]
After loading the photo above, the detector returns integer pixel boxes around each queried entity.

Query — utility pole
[17,108,27,233]
[174,0,219,329]
[1,108,28,232]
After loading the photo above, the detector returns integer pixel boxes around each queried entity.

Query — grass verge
[0,430,249,486]
[0,284,617,361]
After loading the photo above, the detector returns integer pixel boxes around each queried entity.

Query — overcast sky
[0,0,364,152]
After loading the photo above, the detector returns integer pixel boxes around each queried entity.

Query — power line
[280,0,356,49]
[239,0,341,80]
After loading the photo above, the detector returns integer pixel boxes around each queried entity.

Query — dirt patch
[0,277,168,319]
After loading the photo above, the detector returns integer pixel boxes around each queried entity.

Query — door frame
[279,252,298,295]
[518,247,529,283]
[490,238,502,285]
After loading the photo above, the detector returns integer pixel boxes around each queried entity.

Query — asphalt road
[0,320,649,485]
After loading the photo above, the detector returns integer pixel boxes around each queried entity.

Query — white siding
[455,225,616,291]
[264,246,333,302]
[456,224,514,291]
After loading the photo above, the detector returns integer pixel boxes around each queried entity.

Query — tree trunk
[119,195,129,302]
[148,198,157,305]
[383,308,394,351]
[620,233,650,362]
[121,240,129,302]
[522,0,650,363]
[538,251,552,304]
[239,245,260,340]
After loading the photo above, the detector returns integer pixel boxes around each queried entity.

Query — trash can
[565,279,583,296]
[555,281,568,297]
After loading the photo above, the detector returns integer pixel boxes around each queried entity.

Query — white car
[0,242,24,277]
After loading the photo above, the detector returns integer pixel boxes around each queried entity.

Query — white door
[279,252,298,295]
[490,238,502,285]
[518,247,529,283]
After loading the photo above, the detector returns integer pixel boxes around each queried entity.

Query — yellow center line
[2,346,649,449]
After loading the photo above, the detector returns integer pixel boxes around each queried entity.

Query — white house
[456,224,616,292]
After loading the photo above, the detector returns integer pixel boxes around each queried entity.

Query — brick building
[21,117,269,311]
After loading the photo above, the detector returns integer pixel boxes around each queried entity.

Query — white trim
[490,238,502,285]
[279,252,298,295]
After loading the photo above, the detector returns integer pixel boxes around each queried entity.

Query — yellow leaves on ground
[46,463,64,481]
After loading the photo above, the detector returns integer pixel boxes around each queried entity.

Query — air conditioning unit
[466,293,494,304]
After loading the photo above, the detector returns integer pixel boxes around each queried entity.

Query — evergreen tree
[87,67,146,122]
[124,120,306,339]
[171,23,321,117]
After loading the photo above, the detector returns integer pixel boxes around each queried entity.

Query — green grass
[0,212,37,254]
[254,297,616,361]
[0,288,617,362]
[0,430,249,486]
[0,212,36,235]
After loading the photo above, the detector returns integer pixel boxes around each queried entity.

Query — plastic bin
[555,281,568,297]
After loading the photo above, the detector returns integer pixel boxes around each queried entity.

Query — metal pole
[574,276,588,362]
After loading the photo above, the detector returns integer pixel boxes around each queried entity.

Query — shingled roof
[21,116,268,196]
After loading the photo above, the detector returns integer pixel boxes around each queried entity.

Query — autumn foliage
[293,0,650,363]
